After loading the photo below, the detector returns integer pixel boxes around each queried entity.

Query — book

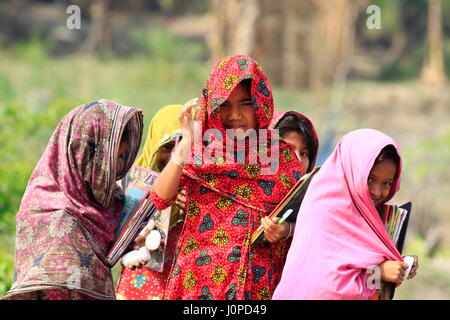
[250,166,320,244]
[118,164,158,190]
[106,165,171,272]
[379,202,412,300]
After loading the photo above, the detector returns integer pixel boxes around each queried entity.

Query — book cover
[142,206,172,273]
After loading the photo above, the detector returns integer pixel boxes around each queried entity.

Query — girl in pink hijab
[273,129,418,300]
[2,100,143,300]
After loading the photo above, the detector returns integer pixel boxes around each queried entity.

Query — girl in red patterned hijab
[152,55,304,300]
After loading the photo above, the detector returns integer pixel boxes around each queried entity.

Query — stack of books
[382,203,411,249]
[379,202,412,300]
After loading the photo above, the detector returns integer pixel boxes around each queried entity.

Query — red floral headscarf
[183,55,303,213]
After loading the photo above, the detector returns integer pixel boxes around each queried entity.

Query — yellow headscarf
[135,104,184,172]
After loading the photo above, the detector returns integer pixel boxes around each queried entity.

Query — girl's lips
[225,125,246,130]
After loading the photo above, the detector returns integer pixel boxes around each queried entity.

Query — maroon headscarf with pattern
[4,100,143,300]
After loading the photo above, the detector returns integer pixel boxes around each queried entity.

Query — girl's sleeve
[150,174,189,210]
[150,189,176,210]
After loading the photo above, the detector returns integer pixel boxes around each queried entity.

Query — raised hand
[175,98,199,163]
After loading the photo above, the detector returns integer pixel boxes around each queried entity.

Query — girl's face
[116,140,127,179]
[118,140,127,156]
[219,83,258,132]
[368,159,397,206]
[116,136,127,177]
[156,141,176,171]
[282,130,310,173]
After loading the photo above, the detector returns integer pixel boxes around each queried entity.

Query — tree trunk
[81,0,111,54]
[421,0,447,85]
[207,0,363,89]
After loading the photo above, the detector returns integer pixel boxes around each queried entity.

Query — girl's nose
[228,104,241,120]
[369,184,381,199]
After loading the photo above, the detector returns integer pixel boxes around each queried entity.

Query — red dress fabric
[154,55,305,300]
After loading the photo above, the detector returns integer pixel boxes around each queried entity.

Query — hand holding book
[251,167,320,244]
[260,216,290,243]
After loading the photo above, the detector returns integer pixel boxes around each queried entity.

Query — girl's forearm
[152,141,189,200]
[153,160,183,200]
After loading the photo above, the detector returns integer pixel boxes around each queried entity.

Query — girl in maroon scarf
[2,100,143,300]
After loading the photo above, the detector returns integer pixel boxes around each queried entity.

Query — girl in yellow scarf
[115,104,185,300]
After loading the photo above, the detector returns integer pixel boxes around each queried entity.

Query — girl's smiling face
[219,82,258,132]
[368,159,398,206]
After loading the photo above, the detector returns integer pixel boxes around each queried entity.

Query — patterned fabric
[5,288,92,300]
[116,105,185,300]
[157,55,304,300]
[2,100,143,300]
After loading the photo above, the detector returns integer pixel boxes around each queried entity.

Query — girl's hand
[404,255,419,279]
[261,217,290,243]
[132,229,151,250]
[175,98,199,162]
[122,247,150,270]
[129,261,148,271]
[379,260,409,287]
[179,98,199,143]
[176,189,186,216]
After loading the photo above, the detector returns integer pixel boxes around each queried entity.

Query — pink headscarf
[273,129,404,300]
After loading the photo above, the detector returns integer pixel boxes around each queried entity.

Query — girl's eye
[368,177,374,183]
[161,143,174,152]
[300,152,309,158]
[384,182,392,187]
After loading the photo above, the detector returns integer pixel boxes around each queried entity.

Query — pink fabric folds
[273,129,404,300]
